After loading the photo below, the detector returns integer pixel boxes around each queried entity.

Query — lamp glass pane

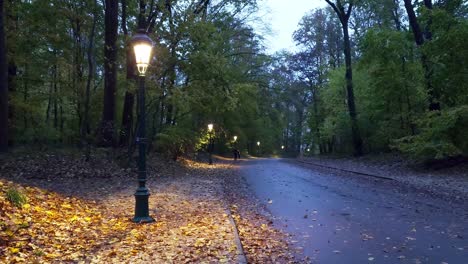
[134,44,152,65]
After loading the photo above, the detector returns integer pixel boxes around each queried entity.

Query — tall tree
[325,0,363,156]
[81,0,98,160]
[119,0,135,147]
[98,0,119,146]
[0,0,7,152]
[403,0,440,111]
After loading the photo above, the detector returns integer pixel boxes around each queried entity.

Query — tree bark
[0,0,8,152]
[403,0,440,111]
[326,0,363,156]
[81,0,97,160]
[119,0,135,146]
[53,65,58,129]
[98,0,119,146]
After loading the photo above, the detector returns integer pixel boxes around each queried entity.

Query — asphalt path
[239,158,468,264]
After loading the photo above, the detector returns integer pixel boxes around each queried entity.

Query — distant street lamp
[257,141,260,146]
[233,136,239,160]
[131,29,154,223]
[257,141,261,156]
[281,145,285,150]
[208,124,214,165]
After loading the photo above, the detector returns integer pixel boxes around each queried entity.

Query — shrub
[395,106,468,160]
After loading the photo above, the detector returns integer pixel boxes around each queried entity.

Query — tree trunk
[119,0,136,147]
[403,0,440,111]
[0,0,8,152]
[98,0,119,146]
[23,64,28,131]
[81,0,97,160]
[342,24,363,156]
[326,0,363,156]
[120,90,135,146]
[53,66,58,129]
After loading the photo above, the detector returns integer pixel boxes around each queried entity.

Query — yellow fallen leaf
[23,203,31,209]
[61,203,72,209]
[9,247,20,254]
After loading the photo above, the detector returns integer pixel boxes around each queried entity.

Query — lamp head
[132,29,153,76]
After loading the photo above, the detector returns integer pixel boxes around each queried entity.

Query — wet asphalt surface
[239,158,468,264]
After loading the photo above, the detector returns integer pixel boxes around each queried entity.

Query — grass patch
[5,188,27,207]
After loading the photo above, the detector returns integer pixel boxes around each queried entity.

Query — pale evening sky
[254,0,327,53]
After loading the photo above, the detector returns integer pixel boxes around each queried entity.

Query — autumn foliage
[1,155,294,263]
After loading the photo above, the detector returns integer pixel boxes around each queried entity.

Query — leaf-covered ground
[0,153,295,263]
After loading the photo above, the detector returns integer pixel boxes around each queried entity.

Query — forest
[0,0,467,162]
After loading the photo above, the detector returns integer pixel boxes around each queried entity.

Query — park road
[239,158,468,264]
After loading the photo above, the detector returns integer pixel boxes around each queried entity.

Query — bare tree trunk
[53,65,58,129]
[119,0,136,147]
[81,0,97,160]
[46,78,52,124]
[326,0,363,156]
[403,0,440,111]
[0,0,7,152]
[98,0,119,146]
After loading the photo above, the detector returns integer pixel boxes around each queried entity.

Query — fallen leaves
[0,180,109,262]
[0,155,242,263]
[1,154,298,263]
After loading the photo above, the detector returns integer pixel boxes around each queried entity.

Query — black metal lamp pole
[132,30,154,223]
[208,132,213,165]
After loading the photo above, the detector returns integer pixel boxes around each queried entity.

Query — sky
[254,0,327,54]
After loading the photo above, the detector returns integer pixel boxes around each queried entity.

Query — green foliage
[319,68,352,152]
[423,9,468,107]
[4,0,467,163]
[395,106,468,160]
[6,188,27,207]
[156,126,198,161]
[357,29,426,151]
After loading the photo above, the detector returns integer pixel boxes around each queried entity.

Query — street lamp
[281,145,285,150]
[208,124,214,165]
[132,29,154,223]
[233,136,239,160]
[257,141,261,156]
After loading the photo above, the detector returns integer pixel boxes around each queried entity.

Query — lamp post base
[133,187,155,223]
[132,216,155,223]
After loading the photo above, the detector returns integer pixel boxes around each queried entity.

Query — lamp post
[132,29,154,223]
[257,141,260,156]
[233,136,238,160]
[208,124,214,165]
[233,136,238,150]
